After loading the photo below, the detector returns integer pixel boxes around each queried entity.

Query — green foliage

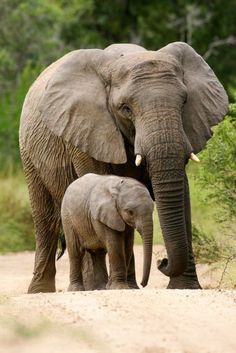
[0,173,34,253]
[60,0,143,48]
[192,102,236,264]
[192,224,221,264]
[0,0,63,94]
[59,0,236,91]
[0,64,42,171]
[198,103,236,221]
[0,0,236,94]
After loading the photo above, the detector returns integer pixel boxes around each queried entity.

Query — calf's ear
[90,184,125,232]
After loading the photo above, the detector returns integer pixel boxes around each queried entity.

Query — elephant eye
[125,209,134,216]
[120,104,132,118]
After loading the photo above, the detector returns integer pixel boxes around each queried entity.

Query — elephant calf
[61,173,154,290]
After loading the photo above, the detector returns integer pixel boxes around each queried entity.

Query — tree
[0,64,41,170]
[58,0,236,93]
[198,102,236,221]
[0,0,63,95]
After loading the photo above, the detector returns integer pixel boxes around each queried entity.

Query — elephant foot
[28,277,56,293]
[107,282,130,290]
[127,280,139,289]
[127,271,139,289]
[167,275,202,290]
[93,282,107,290]
[68,283,85,291]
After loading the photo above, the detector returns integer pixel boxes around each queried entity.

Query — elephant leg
[106,233,129,290]
[167,174,202,289]
[127,252,139,289]
[63,219,85,291]
[81,251,95,290]
[91,249,108,290]
[125,228,139,289]
[23,158,60,293]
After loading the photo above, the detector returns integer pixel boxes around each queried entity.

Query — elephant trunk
[137,109,189,277]
[151,170,188,277]
[139,218,153,287]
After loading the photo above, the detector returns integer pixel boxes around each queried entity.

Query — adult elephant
[19,42,228,293]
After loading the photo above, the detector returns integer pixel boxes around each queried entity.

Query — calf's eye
[120,104,132,118]
[125,209,133,216]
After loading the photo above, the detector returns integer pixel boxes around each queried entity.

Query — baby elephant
[61,173,154,290]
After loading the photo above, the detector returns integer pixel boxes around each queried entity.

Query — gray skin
[61,174,154,290]
[19,42,228,293]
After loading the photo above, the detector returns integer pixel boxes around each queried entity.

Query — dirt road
[0,246,236,353]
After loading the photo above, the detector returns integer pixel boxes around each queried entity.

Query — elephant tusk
[190,152,200,163]
[135,154,142,166]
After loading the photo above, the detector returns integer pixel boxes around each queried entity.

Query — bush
[0,64,40,252]
[194,102,236,265]
[198,103,236,222]
[0,173,35,253]
[0,64,42,172]
[0,0,63,94]
[192,224,221,264]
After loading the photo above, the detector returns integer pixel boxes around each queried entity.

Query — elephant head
[38,42,228,278]
[90,176,154,287]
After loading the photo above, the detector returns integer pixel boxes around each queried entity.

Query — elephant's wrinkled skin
[61,174,154,290]
[19,42,228,293]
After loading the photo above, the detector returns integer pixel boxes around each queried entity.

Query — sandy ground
[0,245,236,353]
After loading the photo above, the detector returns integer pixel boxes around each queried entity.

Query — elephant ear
[157,42,228,153]
[90,180,125,232]
[38,49,127,164]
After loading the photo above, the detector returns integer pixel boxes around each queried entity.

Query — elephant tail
[57,230,67,260]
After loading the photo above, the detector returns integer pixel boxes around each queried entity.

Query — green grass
[0,172,35,253]
[12,320,49,339]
